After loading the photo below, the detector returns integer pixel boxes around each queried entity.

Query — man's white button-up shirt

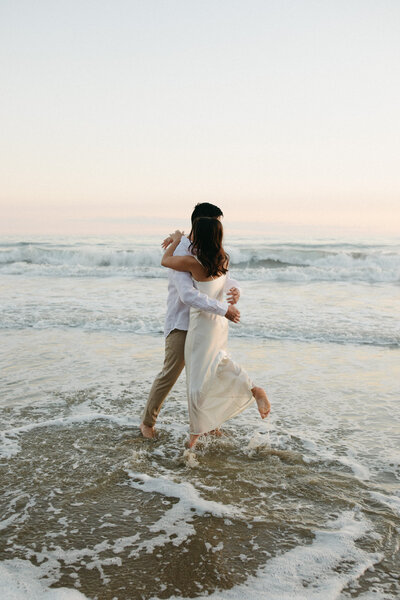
[164,236,239,338]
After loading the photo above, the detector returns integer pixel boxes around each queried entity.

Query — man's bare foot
[252,387,271,419]
[188,434,200,448]
[140,422,156,439]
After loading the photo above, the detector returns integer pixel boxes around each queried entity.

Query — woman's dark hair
[190,217,229,278]
[191,203,223,225]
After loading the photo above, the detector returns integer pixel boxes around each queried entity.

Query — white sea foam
[1,469,245,592]
[1,240,399,283]
[273,427,372,481]
[152,511,384,600]
[24,535,140,586]
[347,592,398,600]
[369,491,400,517]
[126,470,244,519]
[0,495,36,534]
[0,413,139,458]
[1,270,398,347]
[123,470,245,556]
[1,305,397,347]
[182,448,200,467]
[0,559,88,599]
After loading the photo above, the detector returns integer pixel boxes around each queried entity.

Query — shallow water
[1,236,399,599]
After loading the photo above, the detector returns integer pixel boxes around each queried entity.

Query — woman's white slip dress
[184,273,255,435]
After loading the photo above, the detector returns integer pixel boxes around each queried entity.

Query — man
[140,203,241,438]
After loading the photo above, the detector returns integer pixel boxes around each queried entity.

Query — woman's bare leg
[252,386,271,419]
[189,434,201,448]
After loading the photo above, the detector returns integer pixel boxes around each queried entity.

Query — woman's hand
[161,235,173,250]
[161,230,187,269]
[161,230,184,249]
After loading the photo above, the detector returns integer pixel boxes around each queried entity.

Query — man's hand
[227,287,240,305]
[225,304,240,323]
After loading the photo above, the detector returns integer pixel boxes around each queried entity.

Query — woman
[161,218,270,448]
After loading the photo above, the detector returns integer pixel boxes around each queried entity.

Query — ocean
[0,233,399,599]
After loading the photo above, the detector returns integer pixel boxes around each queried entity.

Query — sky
[1,0,399,236]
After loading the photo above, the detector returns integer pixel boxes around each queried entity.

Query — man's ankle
[140,422,156,438]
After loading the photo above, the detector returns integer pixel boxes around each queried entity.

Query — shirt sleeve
[174,270,229,316]
[174,238,191,257]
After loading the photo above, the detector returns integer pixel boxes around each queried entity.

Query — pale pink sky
[1,0,399,236]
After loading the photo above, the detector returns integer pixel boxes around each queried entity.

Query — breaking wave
[1,240,399,283]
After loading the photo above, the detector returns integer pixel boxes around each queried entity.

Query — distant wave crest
[0,241,399,283]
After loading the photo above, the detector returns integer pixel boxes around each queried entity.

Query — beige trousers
[141,329,187,427]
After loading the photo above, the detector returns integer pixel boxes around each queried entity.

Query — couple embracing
[140,203,270,448]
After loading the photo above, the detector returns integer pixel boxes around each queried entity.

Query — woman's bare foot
[188,434,200,448]
[252,387,271,419]
[206,429,223,437]
[140,422,156,439]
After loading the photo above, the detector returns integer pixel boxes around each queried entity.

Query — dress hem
[189,393,255,436]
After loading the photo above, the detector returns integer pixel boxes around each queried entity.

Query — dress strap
[193,254,214,280]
